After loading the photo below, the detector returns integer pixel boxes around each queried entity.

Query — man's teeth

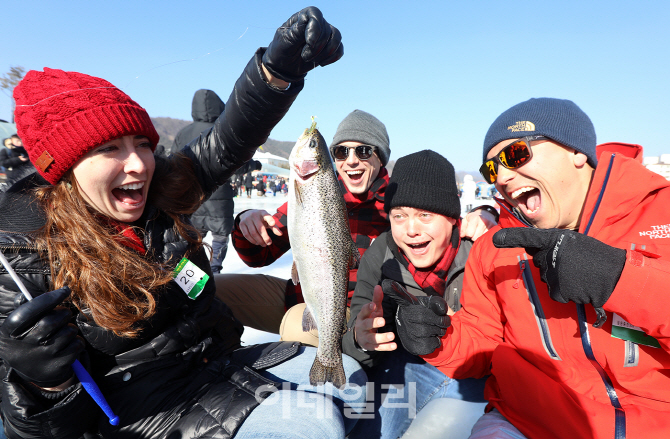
[408,242,427,248]
[117,182,144,191]
[511,187,535,199]
[347,171,363,176]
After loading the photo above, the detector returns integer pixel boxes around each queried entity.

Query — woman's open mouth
[112,182,145,206]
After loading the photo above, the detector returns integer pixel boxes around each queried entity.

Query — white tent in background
[252,150,290,177]
[254,162,289,178]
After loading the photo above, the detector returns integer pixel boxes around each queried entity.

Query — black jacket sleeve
[342,233,388,368]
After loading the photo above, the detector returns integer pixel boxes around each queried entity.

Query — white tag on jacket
[611,313,660,348]
[173,258,209,299]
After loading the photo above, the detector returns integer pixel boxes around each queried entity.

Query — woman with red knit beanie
[0,8,366,439]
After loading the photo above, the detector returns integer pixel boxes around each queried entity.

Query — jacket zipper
[580,153,626,439]
[0,238,50,275]
[517,255,561,361]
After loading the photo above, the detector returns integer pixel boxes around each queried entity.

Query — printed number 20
[180,269,195,285]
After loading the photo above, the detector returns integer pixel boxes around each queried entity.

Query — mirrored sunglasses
[479,135,548,184]
[332,144,375,161]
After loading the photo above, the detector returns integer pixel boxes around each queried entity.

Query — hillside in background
[151,117,190,149]
[151,117,293,158]
[261,138,294,159]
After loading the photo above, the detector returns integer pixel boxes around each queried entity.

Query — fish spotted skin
[287,123,353,389]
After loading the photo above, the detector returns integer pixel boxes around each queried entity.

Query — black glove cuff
[14,368,75,390]
[260,49,306,84]
[258,55,294,90]
[262,64,303,85]
[26,380,78,402]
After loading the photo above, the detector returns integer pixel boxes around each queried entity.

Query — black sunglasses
[479,135,549,184]
[332,144,376,161]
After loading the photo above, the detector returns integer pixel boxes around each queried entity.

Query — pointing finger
[264,214,276,228]
[492,228,559,251]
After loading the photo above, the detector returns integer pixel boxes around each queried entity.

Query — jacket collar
[338,167,389,207]
[580,149,669,238]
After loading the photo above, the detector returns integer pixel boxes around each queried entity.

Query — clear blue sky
[3,1,669,173]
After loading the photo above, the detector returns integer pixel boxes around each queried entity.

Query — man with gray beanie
[390,97,670,438]
[216,110,494,342]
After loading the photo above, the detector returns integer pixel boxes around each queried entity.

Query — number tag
[611,313,660,348]
[173,258,209,300]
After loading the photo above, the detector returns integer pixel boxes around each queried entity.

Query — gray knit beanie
[385,150,461,219]
[330,110,391,166]
[483,98,597,168]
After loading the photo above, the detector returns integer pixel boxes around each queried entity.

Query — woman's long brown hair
[33,153,205,337]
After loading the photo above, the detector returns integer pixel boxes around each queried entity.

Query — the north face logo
[507,121,536,132]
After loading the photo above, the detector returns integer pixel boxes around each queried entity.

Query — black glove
[0,287,85,387]
[262,6,344,83]
[493,228,626,308]
[382,279,450,356]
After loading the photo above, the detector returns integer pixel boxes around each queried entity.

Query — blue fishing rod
[0,252,119,426]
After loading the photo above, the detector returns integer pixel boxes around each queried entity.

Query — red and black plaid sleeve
[341,169,390,304]
[231,202,292,267]
[230,202,303,308]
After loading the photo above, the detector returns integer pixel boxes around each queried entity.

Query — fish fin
[349,239,361,270]
[309,357,346,390]
[302,307,318,332]
[294,183,303,205]
[291,261,300,285]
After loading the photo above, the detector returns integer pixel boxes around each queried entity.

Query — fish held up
[287,119,360,389]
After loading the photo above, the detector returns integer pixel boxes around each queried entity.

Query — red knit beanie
[13,68,159,184]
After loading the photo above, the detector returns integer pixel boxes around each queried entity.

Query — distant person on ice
[170,89,237,273]
[460,173,477,213]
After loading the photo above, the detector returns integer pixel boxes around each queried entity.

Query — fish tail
[309,357,346,390]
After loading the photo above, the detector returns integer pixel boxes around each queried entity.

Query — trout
[287,119,359,389]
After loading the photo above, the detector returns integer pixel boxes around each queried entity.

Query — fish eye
[309,138,317,149]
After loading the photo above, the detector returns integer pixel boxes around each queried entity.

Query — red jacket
[425,144,670,439]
